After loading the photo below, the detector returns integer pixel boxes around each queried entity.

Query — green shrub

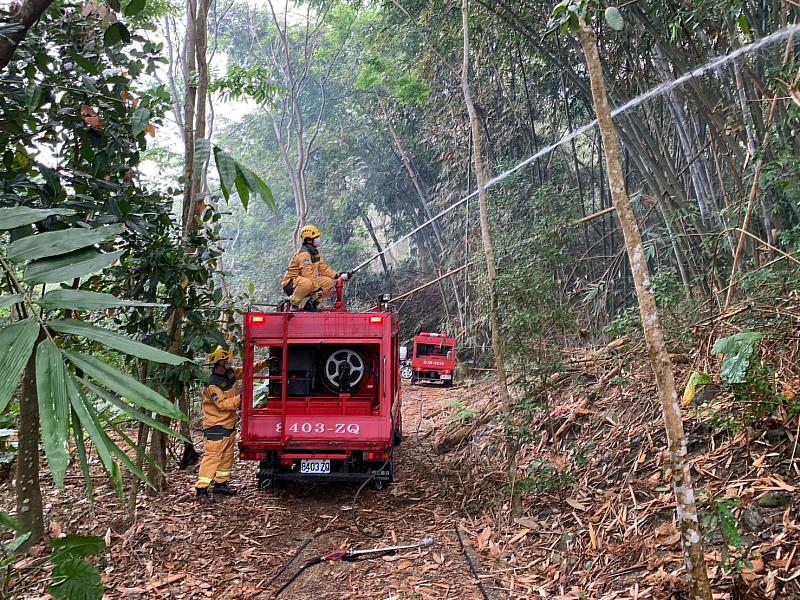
[604,307,641,338]
[0,513,106,599]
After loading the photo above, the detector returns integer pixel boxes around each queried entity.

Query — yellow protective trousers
[195,427,236,489]
[292,275,334,301]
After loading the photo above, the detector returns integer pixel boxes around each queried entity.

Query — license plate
[300,459,330,474]
[440,374,452,380]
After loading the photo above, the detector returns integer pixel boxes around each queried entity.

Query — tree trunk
[180,0,199,237]
[164,16,185,133]
[147,417,169,494]
[127,421,150,519]
[186,0,212,232]
[360,212,389,275]
[16,335,44,547]
[576,19,712,600]
[0,0,55,70]
[461,0,517,516]
[153,0,212,491]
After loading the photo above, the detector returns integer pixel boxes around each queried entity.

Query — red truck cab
[239,282,401,490]
[410,332,457,386]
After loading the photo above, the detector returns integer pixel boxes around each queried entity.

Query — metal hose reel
[322,348,366,392]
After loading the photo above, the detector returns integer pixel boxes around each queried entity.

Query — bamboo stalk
[389,263,475,304]
[576,17,712,599]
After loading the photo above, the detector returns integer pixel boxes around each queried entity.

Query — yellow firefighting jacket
[201,360,268,429]
[281,246,337,288]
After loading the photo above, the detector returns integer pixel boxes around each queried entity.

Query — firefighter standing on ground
[195,346,267,500]
[281,224,351,311]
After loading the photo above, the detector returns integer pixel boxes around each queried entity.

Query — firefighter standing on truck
[281,224,351,311]
[195,346,268,501]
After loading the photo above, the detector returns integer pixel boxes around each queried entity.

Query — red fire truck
[239,281,402,490]
[410,332,457,386]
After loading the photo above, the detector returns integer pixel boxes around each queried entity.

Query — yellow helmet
[207,346,233,364]
[300,224,321,240]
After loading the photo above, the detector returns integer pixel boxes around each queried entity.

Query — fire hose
[274,537,434,597]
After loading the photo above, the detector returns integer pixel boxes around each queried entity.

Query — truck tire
[257,458,280,491]
[257,475,276,491]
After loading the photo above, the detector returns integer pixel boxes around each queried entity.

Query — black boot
[196,487,215,502]
[211,481,238,496]
[180,443,200,471]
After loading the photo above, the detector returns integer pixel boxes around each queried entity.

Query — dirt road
[18,382,495,600]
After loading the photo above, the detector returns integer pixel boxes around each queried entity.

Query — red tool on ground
[274,538,434,597]
[239,279,402,491]
[409,332,457,386]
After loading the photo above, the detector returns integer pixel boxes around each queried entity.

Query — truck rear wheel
[257,458,280,491]
[257,475,275,491]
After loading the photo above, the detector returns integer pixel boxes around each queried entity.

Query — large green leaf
[82,400,151,487]
[5,532,31,554]
[0,294,23,310]
[51,319,188,365]
[48,558,103,600]
[7,224,123,263]
[24,249,123,284]
[712,332,763,384]
[64,351,186,421]
[238,165,275,209]
[194,138,211,173]
[35,339,70,490]
[0,511,24,533]
[66,374,122,497]
[131,106,150,137]
[233,166,250,210]
[123,0,146,17]
[71,410,93,502]
[51,535,106,562]
[67,50,98,75]
[0,207,75,230]
[103,22,130,47]
[81,378,189,443]
[38,290,164,311]
[681,370,713,407]
[25,84,42,111]
[0,319,40,413]
[604,6,624,31]
[213,148,237,201]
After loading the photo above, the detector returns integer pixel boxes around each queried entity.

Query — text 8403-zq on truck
[239,280,402,491]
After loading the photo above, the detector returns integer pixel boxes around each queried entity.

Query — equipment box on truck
[239,283,402,490]
[410,332,456,386]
